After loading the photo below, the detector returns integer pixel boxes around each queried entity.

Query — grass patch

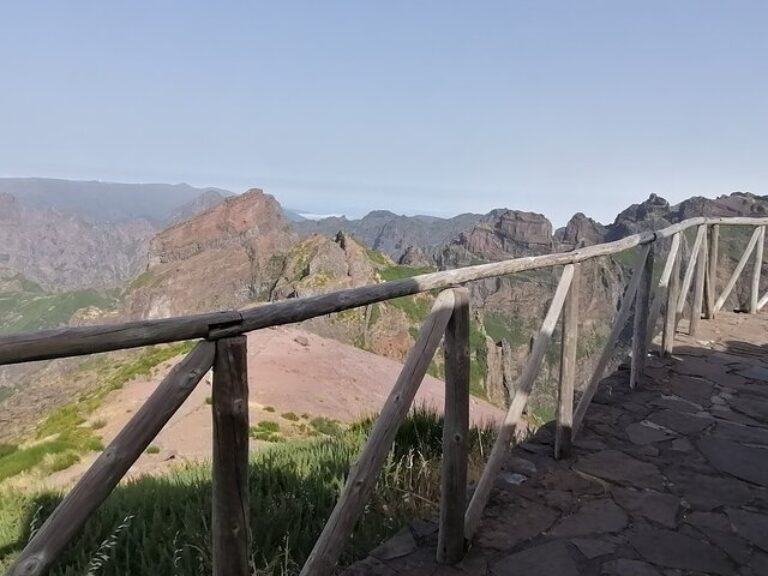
[43,451,81,473]
[145,446,160,455]
[387,295,432,323]
[0,409,495,575]
[309,417,342,437]
[364,246,390,267]
[281,412,300,422]
[264,406,276,413]
[379,265,435,282]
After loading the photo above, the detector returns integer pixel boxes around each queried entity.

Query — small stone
[576,450,665,490]
[626,422,676,445]
[294,335,310,347]
[570,537,616,559]
[629,528,733,574]
[491,540,579,576]
[550,499,628,537]
[370,527,417,560]
[500,472,527,485]
[727,508,768,552]
[601,559,662,576]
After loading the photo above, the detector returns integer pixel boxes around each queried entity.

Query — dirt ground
[42,326,504,488]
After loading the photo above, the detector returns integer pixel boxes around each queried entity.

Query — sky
[1,2,767,226]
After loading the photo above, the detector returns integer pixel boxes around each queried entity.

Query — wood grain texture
[663,241,682,356]
[464,264,574,539]
[644,232,681,351]
[572,245,651,438]
[4,217,768,366]
[555,264,580,460]
[212,336,250,576]
[715,226,762,313]
[751,226,765,314]
[705,224,719,319]
[689,226,708,336]
[437,288,470,564]
[677,225,707,315]
[631,244,654,388]
[299,290,456,576]
[6,342,215,576]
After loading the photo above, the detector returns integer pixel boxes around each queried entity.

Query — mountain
[0,178,232,223]
[293,210,485,261]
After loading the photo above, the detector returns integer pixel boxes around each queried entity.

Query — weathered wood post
[555,264,579,459]
[705,224,719,319]
[300,290,456,576]
[677,225,706,319]
[437,287,470,564]
[464,265,574,539]
[212,336,250,576]
[6,342,216,576]
[751,226,765,314]
[715,226,762,313]
[662,237,681,356]
[690,226,708,336]
[631,244,654,388]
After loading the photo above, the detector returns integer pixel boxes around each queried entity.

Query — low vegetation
[0,341,197,483]
[0,409,496,575]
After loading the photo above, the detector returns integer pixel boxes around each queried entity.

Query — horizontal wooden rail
[6,342,215,576]
[6,216,768,367]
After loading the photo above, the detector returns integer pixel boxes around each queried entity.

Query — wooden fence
[2,217,768,576]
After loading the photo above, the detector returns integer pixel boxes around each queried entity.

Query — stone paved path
[343,312,768,576]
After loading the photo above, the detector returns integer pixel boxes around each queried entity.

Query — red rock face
[459,210,554,261]
[127,189,297,318]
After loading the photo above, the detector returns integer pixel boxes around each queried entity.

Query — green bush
[145,445,161,455]
[309,417,342,437]
[0,409,496,575]
[281,412,300,422]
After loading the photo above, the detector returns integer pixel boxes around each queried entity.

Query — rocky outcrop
[606,194,674,241]
[293,210,484,260]
[167,190,229,226]
[398,246,433,267]
[559,213,607,248]
[126,190,296,318]
[0,193,155,290]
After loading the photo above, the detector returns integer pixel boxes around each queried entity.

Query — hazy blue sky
[1,2,767,225]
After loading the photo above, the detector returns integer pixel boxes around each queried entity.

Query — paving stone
[666,470,753,511]
[341,556,398,576]
[600,558,662,576]
[575,450,666,490]
[726,508,768,552]
[570,537,616,559]
[626,422,676,445]
[670,376,714,406]
[699,527,752,564]
[685,511,731,532]
[628,528,734,574]
[648,409,714,435]
[612,487,680,528]
[698,437,768,486]
[475,500,558,551]
[671,437,694,452]
[550,498,628,537]
[386,546,439,575]
[711,405,765,426]
[713,421,768,445]
[729,396,768,424]
[432,548,488,575]
[371,526,418,560]
[652,396,701,414]
[735,365,768,381]
[490,540,579,576]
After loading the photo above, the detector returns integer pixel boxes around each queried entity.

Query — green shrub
[256,421,280,433]
[44,451,81,473]
[90,419,107,430]
[145,445,161,455]
[309,417,342,437]
[0,410,496,575]
[264,406,276,413]
[281,412,299,422]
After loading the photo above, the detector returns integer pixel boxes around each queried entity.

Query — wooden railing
[2,216,768,576]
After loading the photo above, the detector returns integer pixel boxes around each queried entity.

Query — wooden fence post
[555,264,579,459]
[715,226,762,313]
[705,224,719,319]
[6,342,216,576]
[644,232,681,352]
[751,226,765,314]
[299,290,456,576]
[677,225,707,317]
[690,226,708,336]
[437,288,470,564]
[631,244,654,388]
[213,336,251,576]
[572,245,651,437]
[662,242,681,356]
[464,264,574,540]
